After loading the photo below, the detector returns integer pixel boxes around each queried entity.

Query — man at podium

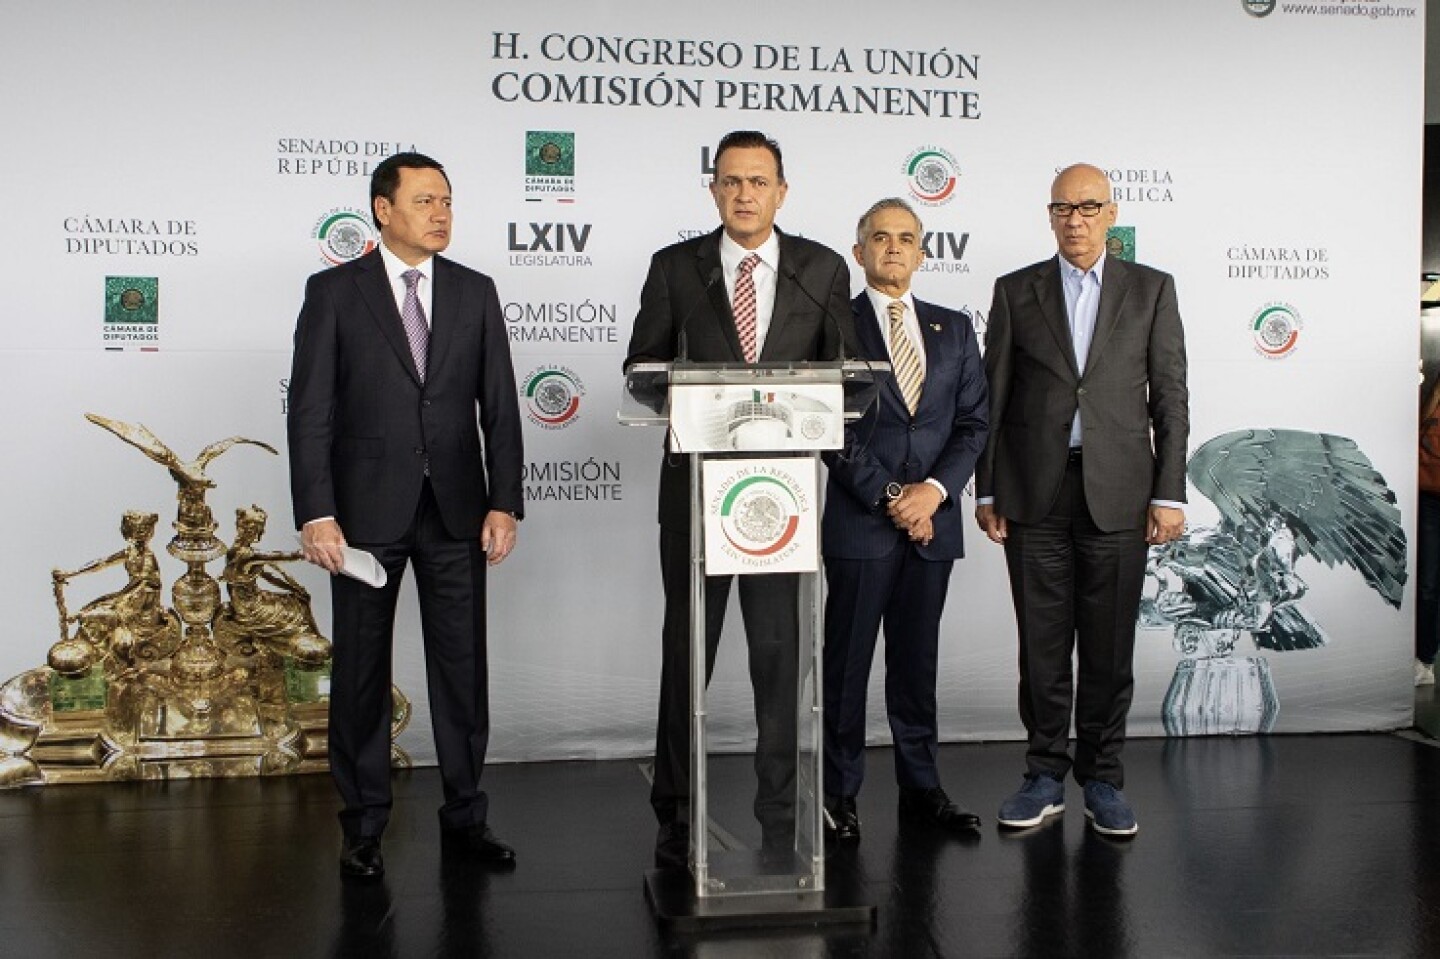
[625,130,855,870]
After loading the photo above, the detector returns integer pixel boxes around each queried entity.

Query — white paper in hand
[295,535,387,588]
[338,546,387,588]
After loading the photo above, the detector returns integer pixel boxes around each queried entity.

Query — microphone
[781,263,884,465]
[677,266,723,363]
[665,265,722,461]
[781,263,851,362]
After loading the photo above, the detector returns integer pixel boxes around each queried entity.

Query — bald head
[1049,163,1117,270]
[1052,164,1111,200]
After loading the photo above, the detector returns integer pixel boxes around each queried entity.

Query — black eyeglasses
[1048,201,1109,218]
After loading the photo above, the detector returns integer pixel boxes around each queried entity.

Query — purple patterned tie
[734,254,760,363]
[401,269,429,382]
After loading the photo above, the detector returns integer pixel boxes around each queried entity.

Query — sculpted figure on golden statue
[217,505,332,667]
[48,511,182,677]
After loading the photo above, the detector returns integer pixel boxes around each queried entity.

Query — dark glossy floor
[3,730,1440,958]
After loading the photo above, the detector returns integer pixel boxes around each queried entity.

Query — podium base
[643,867,875,932]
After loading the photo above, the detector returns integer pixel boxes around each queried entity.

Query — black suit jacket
[288,249,524,544]
[976,255,1188,532]
[625,227,856,532]
[823,294,988,561]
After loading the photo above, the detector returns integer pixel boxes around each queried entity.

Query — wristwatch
[885,481,904,502]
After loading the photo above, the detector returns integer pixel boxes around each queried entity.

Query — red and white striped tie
[734,254,760,363]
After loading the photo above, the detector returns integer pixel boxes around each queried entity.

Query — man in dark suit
[976,163,1188,837]
[821,198,989,842]
[625,130,855,869]
[288,152,525,878]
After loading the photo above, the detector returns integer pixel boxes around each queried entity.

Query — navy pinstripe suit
[821,293,988,797]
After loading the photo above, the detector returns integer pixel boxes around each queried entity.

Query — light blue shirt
[1061,251,1105,448]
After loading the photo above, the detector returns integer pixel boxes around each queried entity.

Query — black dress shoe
[654,820,689,871]
[899,786,982,833]
[825,795,861,842]
[442,824,517,864]
[760,821,796,863]
[340,836,384,879]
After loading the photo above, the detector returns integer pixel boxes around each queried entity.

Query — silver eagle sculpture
[1140,428,1406,659]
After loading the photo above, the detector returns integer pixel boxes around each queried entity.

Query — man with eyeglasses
[625,130,854,870]
[975,163,1189,838]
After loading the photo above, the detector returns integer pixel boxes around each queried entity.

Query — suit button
[1077,387,1087,395]
[415,447,425,455]
[422,399,432,407]
[909,424,917,432]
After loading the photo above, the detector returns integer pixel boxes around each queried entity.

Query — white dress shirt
[377,241,434,328]
[865,286,926,378]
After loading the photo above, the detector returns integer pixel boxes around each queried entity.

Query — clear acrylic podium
[620,360,882,930]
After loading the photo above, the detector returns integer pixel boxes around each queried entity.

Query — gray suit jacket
[975,254,1188,532]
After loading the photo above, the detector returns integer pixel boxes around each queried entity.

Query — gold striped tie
[888,299,923,415]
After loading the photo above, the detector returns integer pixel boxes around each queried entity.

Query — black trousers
[823,545,953,797]
[652,526,799,834]
[1417,491,1440,664]
[1002,457,1148,787]
[329,481,490,839]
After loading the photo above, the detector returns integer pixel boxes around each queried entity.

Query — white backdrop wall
[0,0,1423,766]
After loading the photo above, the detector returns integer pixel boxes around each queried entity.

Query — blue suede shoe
[1083,781,1138,837]
[997,774,1065,828]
